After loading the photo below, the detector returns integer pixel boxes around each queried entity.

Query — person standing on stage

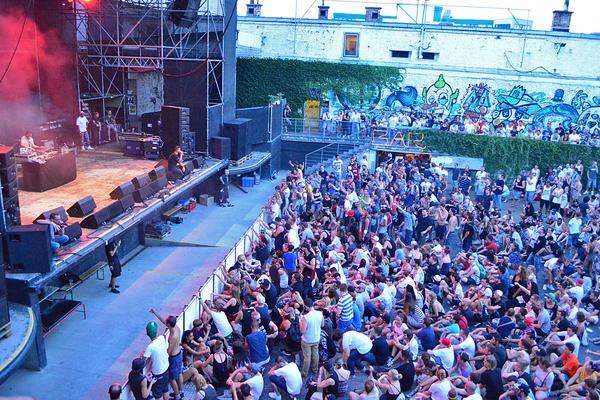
[91,111,102,147]
[76,112,93,151]
[19,131,43,153]
[219,168,233,207]
[106,239,122,294]
[166,145,185,182]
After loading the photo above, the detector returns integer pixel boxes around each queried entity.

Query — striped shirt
[338,293,354,322]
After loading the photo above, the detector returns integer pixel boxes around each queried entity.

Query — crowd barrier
[120,211,266,399]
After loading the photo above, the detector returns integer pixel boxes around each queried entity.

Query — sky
[238,0,600,33]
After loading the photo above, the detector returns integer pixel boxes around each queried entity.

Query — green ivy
[422,130,599,176]
[236,58,404,117]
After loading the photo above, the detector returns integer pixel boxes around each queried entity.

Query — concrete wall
[281,140,328,170]
[237,18,600,128]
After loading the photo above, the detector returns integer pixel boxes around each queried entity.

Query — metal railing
[304,141,364,173]
[120,212,265,399]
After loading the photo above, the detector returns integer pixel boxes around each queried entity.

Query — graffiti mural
[384,86,418,109]
[461,83,492,119]
[421,74,460,118]
[491,86,545,122]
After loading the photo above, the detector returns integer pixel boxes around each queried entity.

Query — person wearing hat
[128,357,155,400]
[428,337,455,371]
[149,308,184,399]
[142,321,170,400]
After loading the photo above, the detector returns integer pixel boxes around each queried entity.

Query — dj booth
[19,151,77,192]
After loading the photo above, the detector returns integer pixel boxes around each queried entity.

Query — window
[420,51,439,60]
[343,33,359,57]
[495,23,511,29]
[391,50,411,59]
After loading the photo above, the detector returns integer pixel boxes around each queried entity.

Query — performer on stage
[218,168,233,207]
[166,145,185,181]
[76,112,93,150]
[37,213,70,252]
[104,110,118,142]
[19,131,43,153]
[90,111,102,147]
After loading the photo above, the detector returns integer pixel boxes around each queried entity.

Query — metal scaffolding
[64,0,225,126]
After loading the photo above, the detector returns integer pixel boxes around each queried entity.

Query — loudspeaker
[184,160,194,175]
[192,156,205,169]
[105,201,125,220]
[133,184,157,203]
[140,111,162,136]
[119,194,135,211]
[64,222,82,240]
[131,173,152,190]
[110,181,136,200]
[0,146,14,169]
[161,105,190,158]
[151,175,168,192]
[0,268,9,328]
[67,195,97,218]
[5,224,53,274]
[80,206,112,229]
[0,167,16,186]
[168,0,202,28]
[223,118,251,161]
[3,194,20,226]
[149,166,167,181]
[210,136,231,160]
[34,206,69,223]
[2,178,18,199]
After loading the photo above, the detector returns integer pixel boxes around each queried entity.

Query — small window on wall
[420,51,439,60]
[391,50,411,59]
[343,33,359,57]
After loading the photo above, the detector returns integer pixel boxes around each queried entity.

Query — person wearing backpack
[300,299,324,377]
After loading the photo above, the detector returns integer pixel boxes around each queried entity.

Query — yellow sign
[304,100,320,120]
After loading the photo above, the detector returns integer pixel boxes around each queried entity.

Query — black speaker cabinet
[110,181,136,200]
[131,173,152,190]
[0,146,15,169]
[223,118,252,161]
[2,177,18,199]
[161,105,190,158]
[0,268,9,328]
[67,195,97,218]
[133,184,158,203]
[0,166,17,185]
[5,224,53,274]
[34,206,69,223]
[192,156,205,169]
[151,175,168,192]
[184,160,195,175]
[80,206,112,229]
[149,166,167,181]
[119,194,135,211]
[210,136,231,160]
[64,222,82,240]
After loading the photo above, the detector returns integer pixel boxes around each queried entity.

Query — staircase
[304,142,370,174]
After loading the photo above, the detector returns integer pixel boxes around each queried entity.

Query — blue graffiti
[492,86,543,121]
[531,103,580,130]
[384,86,418,109]
[462,83,492,119]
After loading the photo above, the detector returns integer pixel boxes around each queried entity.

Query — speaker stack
[161,105,191,158]
[5,224,53,274]
[223,118,252,162]
[0,146,20,227]
[210,137,231,160]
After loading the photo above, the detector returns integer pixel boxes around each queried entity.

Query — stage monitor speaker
[149,166,167,181]
[131,173,152,190]
[5,224,52,274]
[110,181,136,200]
[67,195,96,218]
[192,156,205,169]
[223,119,251,161]
[80,205,112,229]
[119,194,135,211]
[168,0,202,28]
[0,146,15,169]
[161,105,190,158]
[151,175,168,192]
[132,184,158,203]
[64,222,82,240]
[0,167,17,185]
[34,206,69,223]
[184,160,194,174]
[210,136,231,160]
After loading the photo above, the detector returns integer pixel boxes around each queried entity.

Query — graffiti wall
[325,73,600,133]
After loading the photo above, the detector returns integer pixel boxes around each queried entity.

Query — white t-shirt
[210,310,233,337]
[245,373,264,399]
[301,310,323,344]
[464,393,483,400]
[274,362,302,395]
[430,378,452,400]
[143,335,169,375]
[456,335,476,358]
[342,331,373,355]
[332,159,343,172]
[431,347,455,371]
[564,334,581,358]
[76,116,88,133]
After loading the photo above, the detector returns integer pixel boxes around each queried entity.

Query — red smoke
[0,7,75,144]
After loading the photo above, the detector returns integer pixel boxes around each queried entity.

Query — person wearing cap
[128,357,155,400]
[428,337,455,371]
[267,356,302,400]
[149,308,184,399]
[142,321,170,400]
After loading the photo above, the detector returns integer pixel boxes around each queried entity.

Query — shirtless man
[150,308,184,399]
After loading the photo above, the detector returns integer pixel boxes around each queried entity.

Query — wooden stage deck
[17,144,157,224]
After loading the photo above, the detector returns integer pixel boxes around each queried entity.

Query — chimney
[552,0,572,32]
[318,5,330,20]
[365,7,382,22]
[246,0,262,17]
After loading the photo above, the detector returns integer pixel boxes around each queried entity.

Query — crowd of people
[128,150,600,400]
[316,109,600,147]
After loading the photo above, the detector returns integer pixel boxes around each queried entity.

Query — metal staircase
[304,142,370,174]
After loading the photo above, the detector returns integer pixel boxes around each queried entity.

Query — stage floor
[17,143,157,224]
